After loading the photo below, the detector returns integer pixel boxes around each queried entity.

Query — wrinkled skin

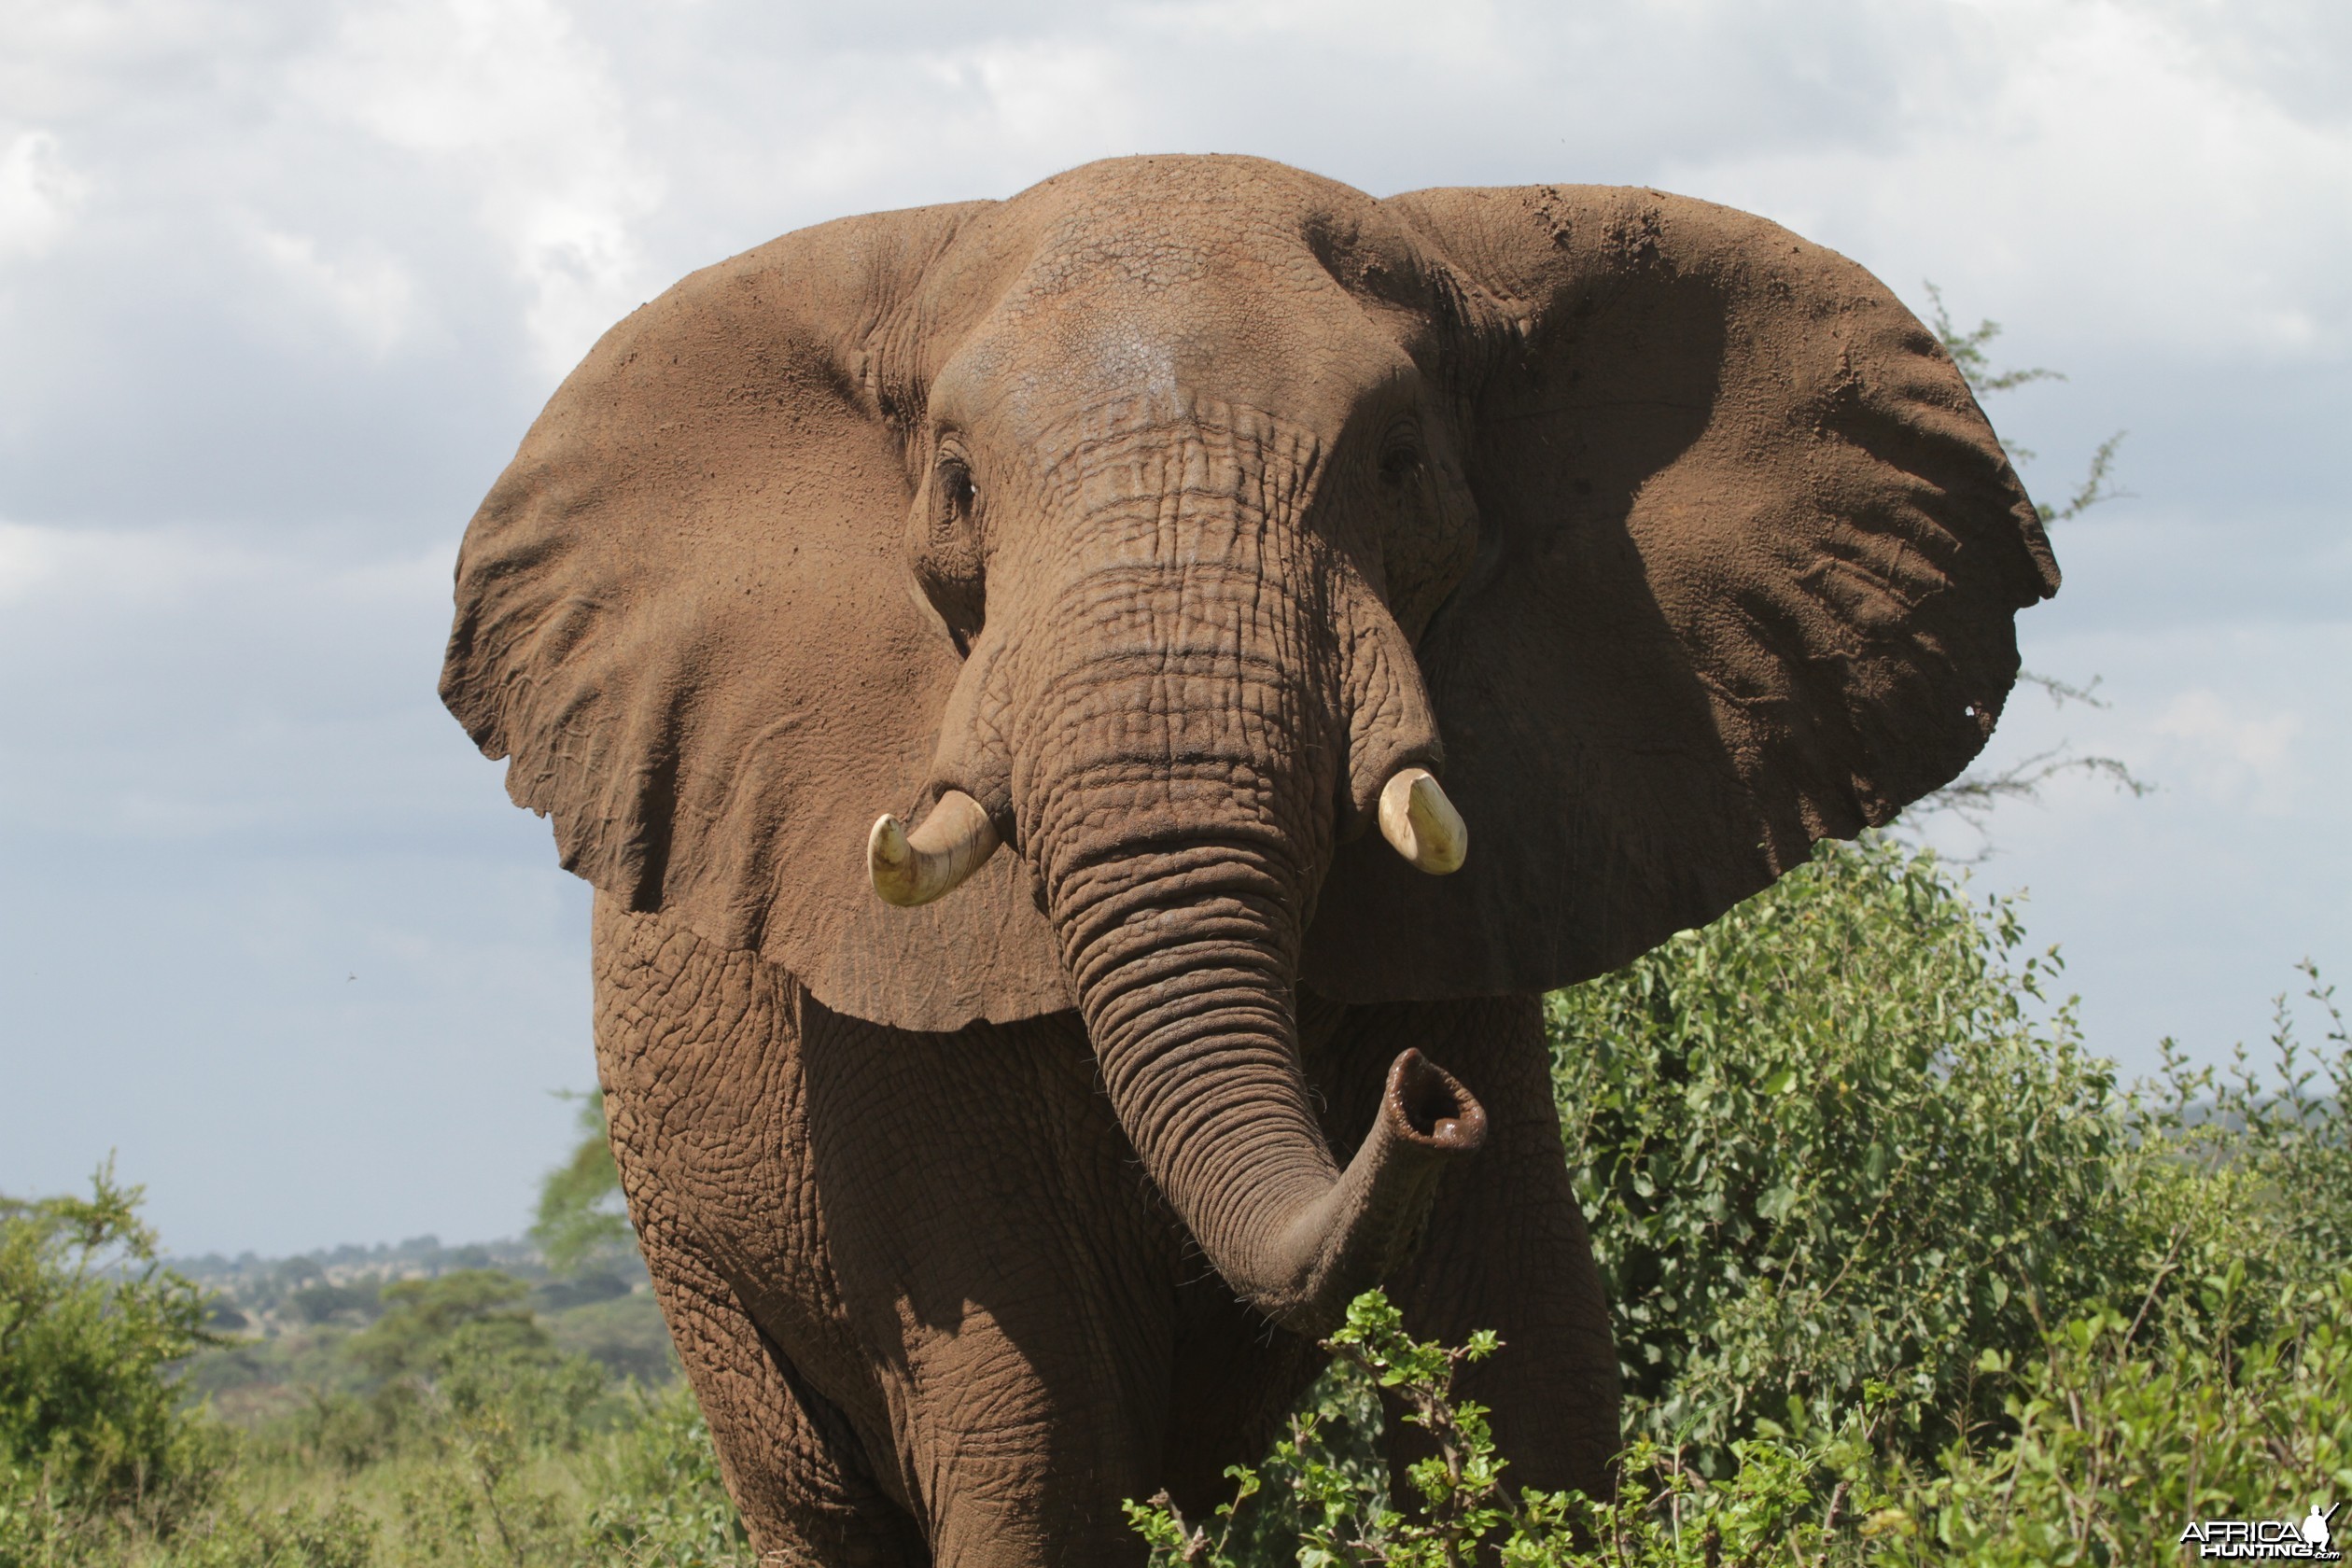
[595,911,1603,1562]
[443,157,2057,1565]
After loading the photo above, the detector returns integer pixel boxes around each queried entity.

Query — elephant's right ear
[439,203,1073,1032]
[1303,184,2059,1003]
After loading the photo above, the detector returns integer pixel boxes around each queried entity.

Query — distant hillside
[174,1235,675,1425]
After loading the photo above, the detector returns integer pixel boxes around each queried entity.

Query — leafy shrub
[581,1380,754,1568]
[1194,1360,1391,1567]
[146,1496,380,1568]
[543,1293,676,1388]
[1548,837,2151,1466]
[0,1164,224,1546]
[430,1319,609,1453]
[1128,1292,1530,1565]
[392,1420,574,1568]
[262,1270,609,1480]
[1139,1267,2352,1567]
[164,1295,715,1568]
[0,1165,728,1567]
[1884,1268,2352,1565]
[2123,963,2352,1312]
[345,1272,541,1384]
[284,1283,382,1328]
[1131,1291,1877,1566]
[1136,841,2351,1565]
[371,1315,612,1563]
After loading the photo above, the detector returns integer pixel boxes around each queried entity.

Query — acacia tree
[1911,286,2148,835]
[531,1093,633,1275]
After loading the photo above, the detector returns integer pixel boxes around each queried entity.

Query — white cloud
[0,519,460,847]
[0,520,282,607]
[1658,0,2352,363]
[2151,686,2306,814]
[294,0,663,375]
[0,131,86,259]
[251,228,423,357]
[0,521,61,600]
[0,518,448,613]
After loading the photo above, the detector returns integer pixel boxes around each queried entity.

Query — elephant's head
[441,157,2057,1333]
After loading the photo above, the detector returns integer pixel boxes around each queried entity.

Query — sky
[2,0,2345,1258]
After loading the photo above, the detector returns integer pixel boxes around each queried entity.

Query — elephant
[440,155,2055,1565]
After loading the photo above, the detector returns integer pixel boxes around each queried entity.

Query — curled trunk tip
[1250,1047,1487,1337]
[1384,1046,1488,1156]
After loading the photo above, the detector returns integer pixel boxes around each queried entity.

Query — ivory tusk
[868,791,1001,906]
[1378,767,1468,875]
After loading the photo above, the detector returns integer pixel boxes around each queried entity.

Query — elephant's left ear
[1303,185,2059,1002]
[440,202,1074,1032]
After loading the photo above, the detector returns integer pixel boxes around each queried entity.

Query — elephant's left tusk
[869,791,1001,906]
[1378,767,1468,875]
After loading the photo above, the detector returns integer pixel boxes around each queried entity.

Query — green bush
[0,1163,225,1556]
[147,1497,379,1568]
[283,1284,381,1329]
[370,1329,606,1567]
[1139,841,2352,1565]
[1140,1269,2352,1567]
[1885,1269,2352,1565]
[2124,962,2352,1309]
[259,1269,609,1482]
[1131,1290,1874,1566]
[0,1188,715,1568]
[226,1268,620,1568]
[581,1380,754,1568]
[344,1272,542,1384]
[1549,837,2150,1467]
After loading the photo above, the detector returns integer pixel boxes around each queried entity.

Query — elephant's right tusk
[1378,767,1468,875]
[869,791,1001,906]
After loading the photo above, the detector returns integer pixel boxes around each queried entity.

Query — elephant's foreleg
[633,1212,929,1566]
[1314,994,1621,1504]
[595,900,929,1564]
[792,1001,1187,1568]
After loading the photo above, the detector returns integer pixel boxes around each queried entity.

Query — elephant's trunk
[1050,830,1484,1334]
[947,410,1485,1332]
[1011,464,1484,1327]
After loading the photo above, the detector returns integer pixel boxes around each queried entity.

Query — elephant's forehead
[1019,207,1298,295]
[952,282,1402,452]
[907,157,1443,452]
[941,214,1416,439]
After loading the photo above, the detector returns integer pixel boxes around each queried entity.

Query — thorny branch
[1905,286,2149,854]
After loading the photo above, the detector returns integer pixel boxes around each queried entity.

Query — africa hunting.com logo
[2180,1502,2342,1560]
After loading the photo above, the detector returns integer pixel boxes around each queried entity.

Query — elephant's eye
[917,452,987,654]
[933,456,978,539]
[1379,441,1425,487]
